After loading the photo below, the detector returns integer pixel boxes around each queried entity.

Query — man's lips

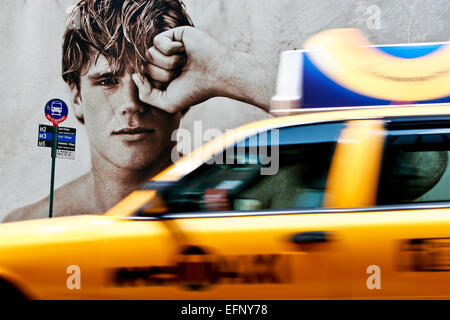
[112,127,155,135]
[112,127,155,141]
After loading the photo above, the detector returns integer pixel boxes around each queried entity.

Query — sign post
[44,99,69,218]
[49,126,58,218]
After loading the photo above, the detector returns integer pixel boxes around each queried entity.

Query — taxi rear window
[377,120,450,205]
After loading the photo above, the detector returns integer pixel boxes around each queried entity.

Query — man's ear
[71,88,84,124]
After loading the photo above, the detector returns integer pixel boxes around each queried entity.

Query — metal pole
[49,125,58,218]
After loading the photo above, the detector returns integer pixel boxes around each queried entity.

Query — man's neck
[89,150,173,212]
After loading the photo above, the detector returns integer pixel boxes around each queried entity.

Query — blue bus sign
[45,99,68,125]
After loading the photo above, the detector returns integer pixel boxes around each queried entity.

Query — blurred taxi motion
[1,29,450,299]
[271,28,450,111]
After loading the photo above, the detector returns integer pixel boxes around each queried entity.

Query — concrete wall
[0,0,448,219]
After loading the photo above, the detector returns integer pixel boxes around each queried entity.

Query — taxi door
[324,117,450,299]
[130,121,353,299]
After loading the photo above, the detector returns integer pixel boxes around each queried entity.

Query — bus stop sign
[45,99,68,126]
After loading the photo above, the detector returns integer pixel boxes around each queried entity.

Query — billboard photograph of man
[3,0,273,222]
[3,0,446,223]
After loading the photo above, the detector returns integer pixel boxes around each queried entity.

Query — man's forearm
[216,51,277,112]
[134,27,278,114]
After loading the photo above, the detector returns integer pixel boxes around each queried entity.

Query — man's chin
[110,152,172,173]
[112,159,163,172]
[92,142,174,175]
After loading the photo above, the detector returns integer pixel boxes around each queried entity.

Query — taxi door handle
[291,231,329,244]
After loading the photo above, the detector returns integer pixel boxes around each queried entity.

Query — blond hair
[62,0,193,91]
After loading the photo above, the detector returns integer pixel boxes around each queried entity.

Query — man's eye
[97,78,119,87]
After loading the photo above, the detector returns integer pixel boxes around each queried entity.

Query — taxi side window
[377,122,450,205]
[162,122,345,213]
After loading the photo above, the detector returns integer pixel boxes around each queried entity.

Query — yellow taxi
[1,29,450,299]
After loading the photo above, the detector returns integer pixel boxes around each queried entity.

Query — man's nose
[118,74,146,115]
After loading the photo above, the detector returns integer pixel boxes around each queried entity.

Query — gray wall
[0,0,449,219]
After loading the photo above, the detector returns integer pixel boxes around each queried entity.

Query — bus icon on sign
[51,101,63,116]
[45,98,68,125]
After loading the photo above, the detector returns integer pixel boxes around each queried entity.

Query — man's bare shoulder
[2,173,96,223]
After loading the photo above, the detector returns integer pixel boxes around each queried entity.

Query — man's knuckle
[139,89,149,101]
[166,60,175,70]
[153,33,163,45]
[149,46,158,56]
[147,66,157,77]
[160,71,171,82]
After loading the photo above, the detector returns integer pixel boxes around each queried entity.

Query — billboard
[0,0,449,221]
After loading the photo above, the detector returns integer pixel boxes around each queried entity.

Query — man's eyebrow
[87,72,116,81]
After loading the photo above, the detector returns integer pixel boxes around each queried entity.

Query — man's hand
[133,26,230,113]
[143,38,186,90]
[133,26,274,113]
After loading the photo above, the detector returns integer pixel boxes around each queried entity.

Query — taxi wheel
[0,278,27,300]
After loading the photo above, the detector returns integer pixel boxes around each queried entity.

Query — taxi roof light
[270,28,450,115]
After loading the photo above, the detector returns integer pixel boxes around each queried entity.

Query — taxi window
[161,122,345,213]
[377,122,450,205]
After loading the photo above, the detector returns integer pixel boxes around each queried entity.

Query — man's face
[74,54,180,170]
